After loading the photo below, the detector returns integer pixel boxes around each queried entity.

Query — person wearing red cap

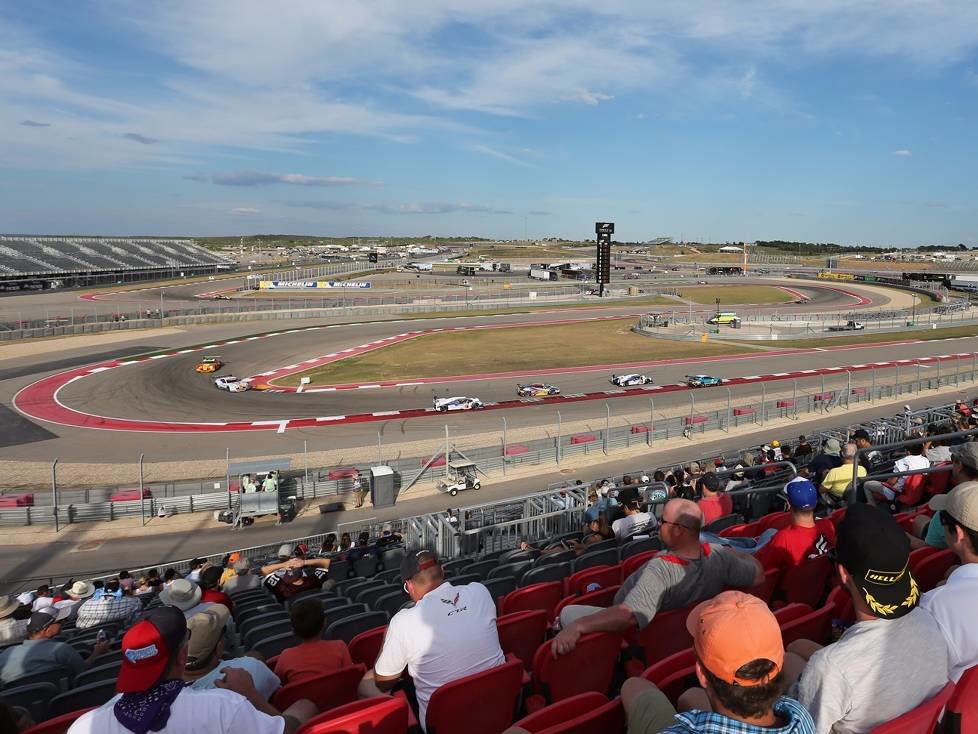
[67,606,315,734]
[621,591,816,733]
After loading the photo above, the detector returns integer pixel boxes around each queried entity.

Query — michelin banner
[258,280,372,289]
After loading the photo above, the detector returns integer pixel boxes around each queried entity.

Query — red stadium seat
[911,549,957,593]
[425,657,524,734]
[348,625,387,669]
[296,696,409,734]
[945,664,978,734]
[778,603,833,647]
[894,473,927,508]
[500,581,564,620]
[757,512,792,532]
[825,586,854,624]
[509,692,625,734]
[271,664,365,712]
[924,464,952,496]
[909,545,942,566]
[621,551,657,581]
[554,584,621,619]
[868,681,954,733]
[497,609,548,671]
[22,708,95,734]
[748,567,781,603]
[526,633,623,713]
[641,647,697,705]
[829,507,848,527]
[772,603,813,626]
[777,553,833,608]
[634,604,696,669]
[566,565,621,596]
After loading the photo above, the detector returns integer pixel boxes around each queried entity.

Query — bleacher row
[0,236,231,276]
[4,405,977,733]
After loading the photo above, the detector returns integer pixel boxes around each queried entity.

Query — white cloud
[230,207,259,214]
[468,144,537,168]
[210,171,380,187]
[894,148,913,156]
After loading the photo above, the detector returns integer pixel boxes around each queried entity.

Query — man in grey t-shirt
[553,499,764,655]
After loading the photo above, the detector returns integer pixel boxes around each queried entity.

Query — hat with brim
[824,438,842,456]
[0,595,20,618]
[68,581,95,599]
[158,579,201,611]
[929,481,978,531]
[26,605,72,635]
[185,605,230,671]
[835,504,918,619]
[949,443,978,471]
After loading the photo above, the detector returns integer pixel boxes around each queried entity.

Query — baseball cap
[835,504,918,620]
[714,458,725,467]
[784,478,818,511]
[929,481,978,532]
[686,591,784,687]
[294,543,309,558]
[949,443,978,471]
[277,544,294,559]
[852,429,871,441]
[117,606,187,693]
[823,438,842,456]
[185,605,230,671]
[401,550,439,582]
[26,605,71,635]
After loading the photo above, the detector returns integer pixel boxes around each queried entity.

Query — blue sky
[2,2,978,245]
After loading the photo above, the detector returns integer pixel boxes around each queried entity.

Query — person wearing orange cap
[621,591,816,733]
[218,553,241,587]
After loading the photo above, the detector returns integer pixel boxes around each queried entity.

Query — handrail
[851,428,978,488]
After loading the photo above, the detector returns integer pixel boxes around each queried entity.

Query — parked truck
[529,268,558,281]
[827,320,865,331]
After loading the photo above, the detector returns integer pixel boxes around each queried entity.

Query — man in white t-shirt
[358,550,505,730]
[611,487,655,540]
[67,606,314,734]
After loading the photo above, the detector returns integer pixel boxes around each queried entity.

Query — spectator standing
[273,598,353,685]
[696,473,732,527]
[755,480,835,573]
[0,596,28,648]
[921,483,978,682]
[184,605,280,699]
[819,443,864,506]
[555,499,764,653]
[620,591,816,733]
[611,487,656,539]
[359,550,505,729]
[222,557,261,594]
[67,606,315,734]
[76,579,142,629]
[806,438,842,486]
[791,504,949,733]
[0,607,109,686]
[198,567,235,615]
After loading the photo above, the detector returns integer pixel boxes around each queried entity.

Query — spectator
[67,606,315,734]
[76,579,142,629]
[273,598,353,685]
[30,585,53,612]
[850,429,880,473]
[807,438,842,485]
[780,444,793,464]
[261,472,278,493]
[184,606,280,699]
[162,568,179,586]
[261,557,332,603]
[159,579,215,619]
[770,439,783,461]
[53,581,96,620]
[611,487,656,539]
[696,473,733,526]
[118,571,134,593]
[619,591,816,733]
[653,470,666,484]
[920,483,978,682]
[218,554,240,587]
[339,533,353,552]
[186,558,206,583]
[864,442,930,505]
[790,504,949,733]
[584,486,616,523]
[198,567,234,615]
[755,480,836,573]
[924,423,953,463]
[554,499,764,655]
[0,607,109,686]
[352,474,366,508]
[222,557,261,594]
[794,435,813,460]
[0,596,28,648]
[581,514,615,545]
[358,550,505,729]
[910,443,978,551]
[320,533,338,554]
[819,443,864,506]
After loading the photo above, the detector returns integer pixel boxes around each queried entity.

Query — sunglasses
[660,519,693,532]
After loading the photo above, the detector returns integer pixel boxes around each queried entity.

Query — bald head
[664,498,703,534]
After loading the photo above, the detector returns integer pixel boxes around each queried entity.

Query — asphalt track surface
[0,278,947,464]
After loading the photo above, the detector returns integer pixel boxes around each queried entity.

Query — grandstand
[0,236,235,290]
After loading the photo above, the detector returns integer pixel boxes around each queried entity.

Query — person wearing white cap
[54,581,96,621]
[0,596,28,648]
[921,482,978,682]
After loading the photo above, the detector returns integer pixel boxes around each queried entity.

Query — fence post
[725,388,731,433]
[377,432,384,466]
[225,448,232,510]
[896,363,901,394]
[445,425,450,477]
[648,399,654,446]
[52,459,59,533]
[556,411,562,465]
[304,440,309,484]
[846,371,851,409]
[139,454,145,527]
[502,418,508,476]
[793,380,798,419]
[871,368,876,402]
[936,357,941,389]
[689,393,695,425]
[760,383,766,425]
[604,402,610,455]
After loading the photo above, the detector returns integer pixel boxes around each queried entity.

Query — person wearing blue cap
[754,479,837,573]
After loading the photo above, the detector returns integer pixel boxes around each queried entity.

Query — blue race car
[686,374,724,387]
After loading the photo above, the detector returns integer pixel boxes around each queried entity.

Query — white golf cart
[437,460,481,497]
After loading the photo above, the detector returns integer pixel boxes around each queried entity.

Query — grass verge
[679,285,795,305]
[279,317,751,385]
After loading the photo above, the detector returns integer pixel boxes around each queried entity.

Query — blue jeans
[700,528,778,554]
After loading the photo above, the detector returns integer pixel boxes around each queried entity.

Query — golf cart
[437,461,481,497]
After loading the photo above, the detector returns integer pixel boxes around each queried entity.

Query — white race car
[433,396,485,412]
[611,374,654,387]
[214,375,251,393]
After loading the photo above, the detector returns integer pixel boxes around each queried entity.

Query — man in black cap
[358,549,504,730]
[611,486,656,539]
[789,504,949,733]
[0,606,108,686]
[67,606,315,734]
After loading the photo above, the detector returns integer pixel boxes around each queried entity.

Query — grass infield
[679,285,795,305]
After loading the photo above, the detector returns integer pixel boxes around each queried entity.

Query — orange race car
[194,356,223,373]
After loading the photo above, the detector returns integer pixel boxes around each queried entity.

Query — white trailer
[529,268,557,281]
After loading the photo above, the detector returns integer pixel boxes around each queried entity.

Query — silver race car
[610,374,654,387]
[433,396,485,412]
[214,375,251,393]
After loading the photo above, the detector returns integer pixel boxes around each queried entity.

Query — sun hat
[158,579,202,611]
[0,595,19,619]
[68,581,96,599]
[185,605,231,671]
[823,438,842,456]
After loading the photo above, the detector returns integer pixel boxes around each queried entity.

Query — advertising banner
[258,281,372,290]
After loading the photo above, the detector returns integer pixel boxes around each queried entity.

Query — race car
[214,375,251,392]
[610,374,654,387]
[195,356,223,373]
[212,294,232,300]
[516,383,561,397]
[686,374,723,387]
[433,396,485,412]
